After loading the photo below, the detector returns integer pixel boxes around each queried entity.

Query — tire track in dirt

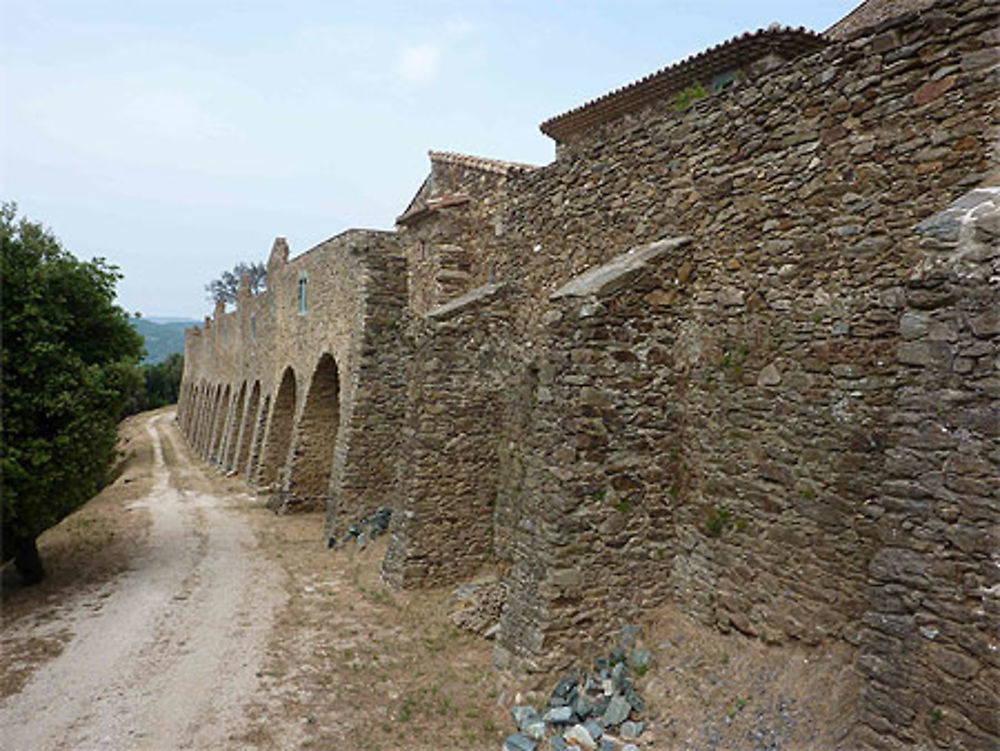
[0,412,283,750]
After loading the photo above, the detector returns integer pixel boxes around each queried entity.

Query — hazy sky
[3,0,858,318]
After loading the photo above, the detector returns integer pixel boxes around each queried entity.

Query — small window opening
[298,275,308,315]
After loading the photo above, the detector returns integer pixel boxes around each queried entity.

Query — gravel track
[0,412,282,750]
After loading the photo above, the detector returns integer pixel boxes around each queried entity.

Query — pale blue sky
[2,0,858,318]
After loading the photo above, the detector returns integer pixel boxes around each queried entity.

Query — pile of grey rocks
[333,507,392,549]
[504,629,651,751]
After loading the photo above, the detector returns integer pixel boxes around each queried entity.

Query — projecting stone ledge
[427,282,508,321]
[914,186,1000,247]
[550,236,693,300]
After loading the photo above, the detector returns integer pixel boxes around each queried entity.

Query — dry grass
[0,409,161,697]
[234,513,510,751]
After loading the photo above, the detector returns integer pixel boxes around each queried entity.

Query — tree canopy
[1,203,144,584]
[123,353,184,416]
[205,261,266,305]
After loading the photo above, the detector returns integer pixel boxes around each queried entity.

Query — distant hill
[130,317,196,364]
[145,316,199,325]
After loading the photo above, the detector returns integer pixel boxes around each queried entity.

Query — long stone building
[178,1,999,747]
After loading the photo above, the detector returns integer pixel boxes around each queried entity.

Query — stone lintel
[426,282,508,321]
[914,186,1000,246]
[550,236,693,300]
[396,194,472,226]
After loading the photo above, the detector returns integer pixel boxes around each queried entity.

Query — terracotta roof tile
[540,26,828,143]
[428,150,538,176]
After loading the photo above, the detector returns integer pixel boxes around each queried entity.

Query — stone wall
[489,186,997,747]
[492,221,894,661]
[496,239,696,669]
[477,2,999,743]
[484,0,997,322]
[854,188,999,750]
[382,282,522,587]
[326,245,410,537]
[496,6,1000,746]
[176,1,999,747]
[382,4,998,744]
[398,152,534,316]
[178,229,408,528]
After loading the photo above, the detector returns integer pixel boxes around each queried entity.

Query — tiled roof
[540,26,828,143]
[428,150,538,176]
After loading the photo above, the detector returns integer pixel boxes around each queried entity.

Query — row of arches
[177,354,342,507]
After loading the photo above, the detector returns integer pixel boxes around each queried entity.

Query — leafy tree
[142,352,184,408]
[1,203,144,584]
[123,353,184,415]
[205,261,266,305]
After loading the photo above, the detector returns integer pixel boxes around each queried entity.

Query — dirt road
[0,412,284,750]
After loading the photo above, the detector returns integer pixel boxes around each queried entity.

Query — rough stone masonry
[178,1,999,747]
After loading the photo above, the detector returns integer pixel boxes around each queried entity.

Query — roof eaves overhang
[540,27,828,143]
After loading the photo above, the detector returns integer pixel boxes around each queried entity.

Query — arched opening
[236,381,260,475]
[185,382,196,428]
[287,353,341,503]
[221,384,236,463]
[223,381,248,470]
[248,393,270,482]
[179,382,193,433]
[210,384,225,461]
[177,383,188,429]
[194,383,209,445]
[190,384,204,445]
[211,384,232,463]
[201,384,223,457]
[259,368,296,487]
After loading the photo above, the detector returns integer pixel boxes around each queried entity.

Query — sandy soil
[1,409,860,750]
[634,603,859,750]
[1,410,157,700]
[234,524,508,751]
[0,411,283,750]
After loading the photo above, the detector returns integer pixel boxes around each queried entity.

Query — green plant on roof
[673,83,708,111]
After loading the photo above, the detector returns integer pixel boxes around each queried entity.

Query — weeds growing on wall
[703,506,748,537]
[673,83,708,111]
